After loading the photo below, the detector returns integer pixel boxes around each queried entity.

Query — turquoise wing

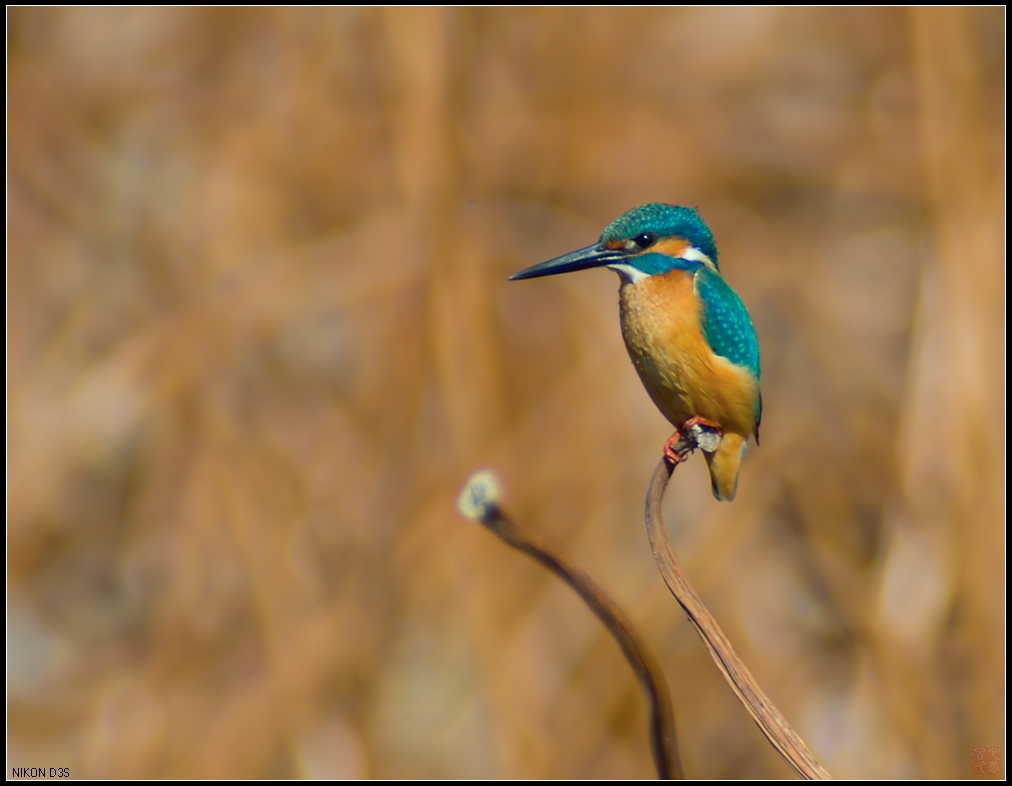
[694,267,762,430]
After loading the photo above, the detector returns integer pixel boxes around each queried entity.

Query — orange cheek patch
[606,239,625,250]
[651,237,692,258]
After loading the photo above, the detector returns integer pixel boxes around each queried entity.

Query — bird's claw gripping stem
[663,417,724,466]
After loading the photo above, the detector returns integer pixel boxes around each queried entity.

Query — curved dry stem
[646,443,832,780]
[459,471,682,780]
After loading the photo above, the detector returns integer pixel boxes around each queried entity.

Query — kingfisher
[509,204,761,501]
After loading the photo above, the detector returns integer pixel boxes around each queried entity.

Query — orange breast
[618,268,759,439]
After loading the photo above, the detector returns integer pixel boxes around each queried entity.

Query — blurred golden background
[7,7,1004,779]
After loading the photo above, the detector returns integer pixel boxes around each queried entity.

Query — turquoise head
[509,204,719,282]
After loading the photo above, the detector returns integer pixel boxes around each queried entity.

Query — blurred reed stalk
[868,8,1005,773]
[384,8,507,462]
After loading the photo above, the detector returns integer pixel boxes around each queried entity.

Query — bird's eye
[633,232,656,249]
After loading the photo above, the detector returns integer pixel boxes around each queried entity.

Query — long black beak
[508,243,625,281]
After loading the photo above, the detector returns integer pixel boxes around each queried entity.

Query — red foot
[683,416,722,433]
[664,432,687,466]
[664,418,725,466]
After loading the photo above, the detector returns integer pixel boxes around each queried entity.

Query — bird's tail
[704,433,747,502]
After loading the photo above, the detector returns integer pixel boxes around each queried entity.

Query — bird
[509,203,761,502]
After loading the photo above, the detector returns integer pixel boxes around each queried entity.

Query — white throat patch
[606,263,650,284]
